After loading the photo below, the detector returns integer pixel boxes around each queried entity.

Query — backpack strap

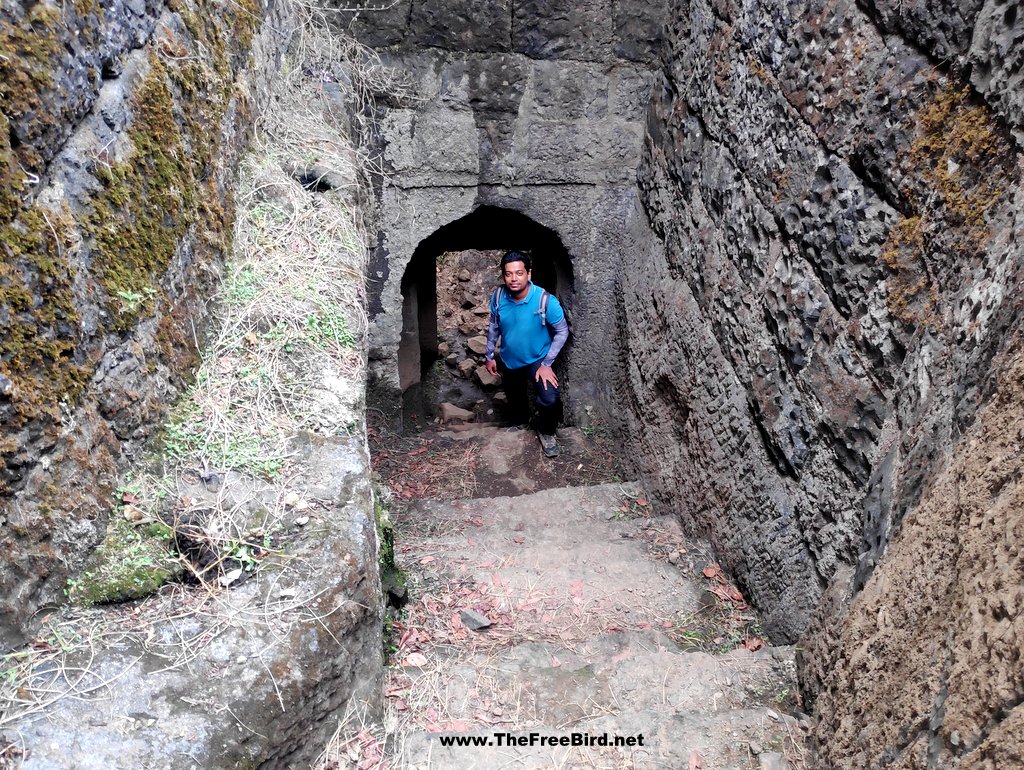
[492,286,551,328]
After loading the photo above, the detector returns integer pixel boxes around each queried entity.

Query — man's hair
[501,250,531,271]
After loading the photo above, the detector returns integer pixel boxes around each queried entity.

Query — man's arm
[540,319,569,367]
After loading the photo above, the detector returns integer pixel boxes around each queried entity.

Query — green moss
[0,207,88,430]
[71,0,100,20]
[86,0,264,330]
[67,517,181,605]
[879,81,1015,330]
[0,3,64,174]
[375,495,406,596]
[0,110,23,225]
[910,84,1011,234]
[85,58,195,329]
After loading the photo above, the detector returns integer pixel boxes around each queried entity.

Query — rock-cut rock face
[622,0,1023,765]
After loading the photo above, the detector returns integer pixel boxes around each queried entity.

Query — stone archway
[396,205,575,424]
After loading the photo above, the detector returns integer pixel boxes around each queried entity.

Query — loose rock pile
[436,250,503,392]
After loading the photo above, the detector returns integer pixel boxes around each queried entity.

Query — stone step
[377,481,805,769]
[397,483,705,637]
[396,706,802,769]
[399,635,797,729]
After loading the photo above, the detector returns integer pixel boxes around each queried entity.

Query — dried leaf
[512,535,525,544]
[122,504,146,522]
[743,636,766,652]
[404,652,428,667]
[689,750,702,769]
[219,568,244,587]
[702,563,722,579]
[569,579,585,599]
[636,498,649,506]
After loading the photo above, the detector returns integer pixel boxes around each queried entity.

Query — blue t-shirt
[491,283,565,370]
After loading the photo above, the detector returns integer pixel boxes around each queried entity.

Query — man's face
[502,260,530,295]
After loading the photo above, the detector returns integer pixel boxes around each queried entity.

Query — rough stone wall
[623,0,1022,763]
[344,0,665,422]
[0,0,289,647]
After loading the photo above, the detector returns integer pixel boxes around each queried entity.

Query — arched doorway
[397,206,575,426]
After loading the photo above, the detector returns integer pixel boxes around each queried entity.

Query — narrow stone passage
[334,428,808,769]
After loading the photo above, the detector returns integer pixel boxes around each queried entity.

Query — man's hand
[485,359,498,377]
[535,364,558,390]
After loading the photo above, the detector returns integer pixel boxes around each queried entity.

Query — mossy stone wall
[0,0,286,648]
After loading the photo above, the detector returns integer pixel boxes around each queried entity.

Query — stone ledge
[8,434,382,770]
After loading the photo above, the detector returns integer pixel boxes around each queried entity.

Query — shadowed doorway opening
[398,206,575,428]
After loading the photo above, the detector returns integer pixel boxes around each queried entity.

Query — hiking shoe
[537,431,559,458]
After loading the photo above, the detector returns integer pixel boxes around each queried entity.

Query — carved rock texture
[623,0,1022,765]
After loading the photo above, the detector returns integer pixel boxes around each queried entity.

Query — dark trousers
[500,358,562,436]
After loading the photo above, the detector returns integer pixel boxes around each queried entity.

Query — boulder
[475,366,500,387]
[467,336,488,355]
[440,402,474,424]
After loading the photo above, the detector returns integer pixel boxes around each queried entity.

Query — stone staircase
[367,451,807,770]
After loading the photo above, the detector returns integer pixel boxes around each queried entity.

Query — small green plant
[163,417,204,460]
[222,262,261,306]
[303,307,353,349]
[228,542,260,572]
[115,286,157,314]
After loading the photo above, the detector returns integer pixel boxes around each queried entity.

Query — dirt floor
[370,422,626,502]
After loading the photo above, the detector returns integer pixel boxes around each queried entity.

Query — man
[484,251,570,458]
